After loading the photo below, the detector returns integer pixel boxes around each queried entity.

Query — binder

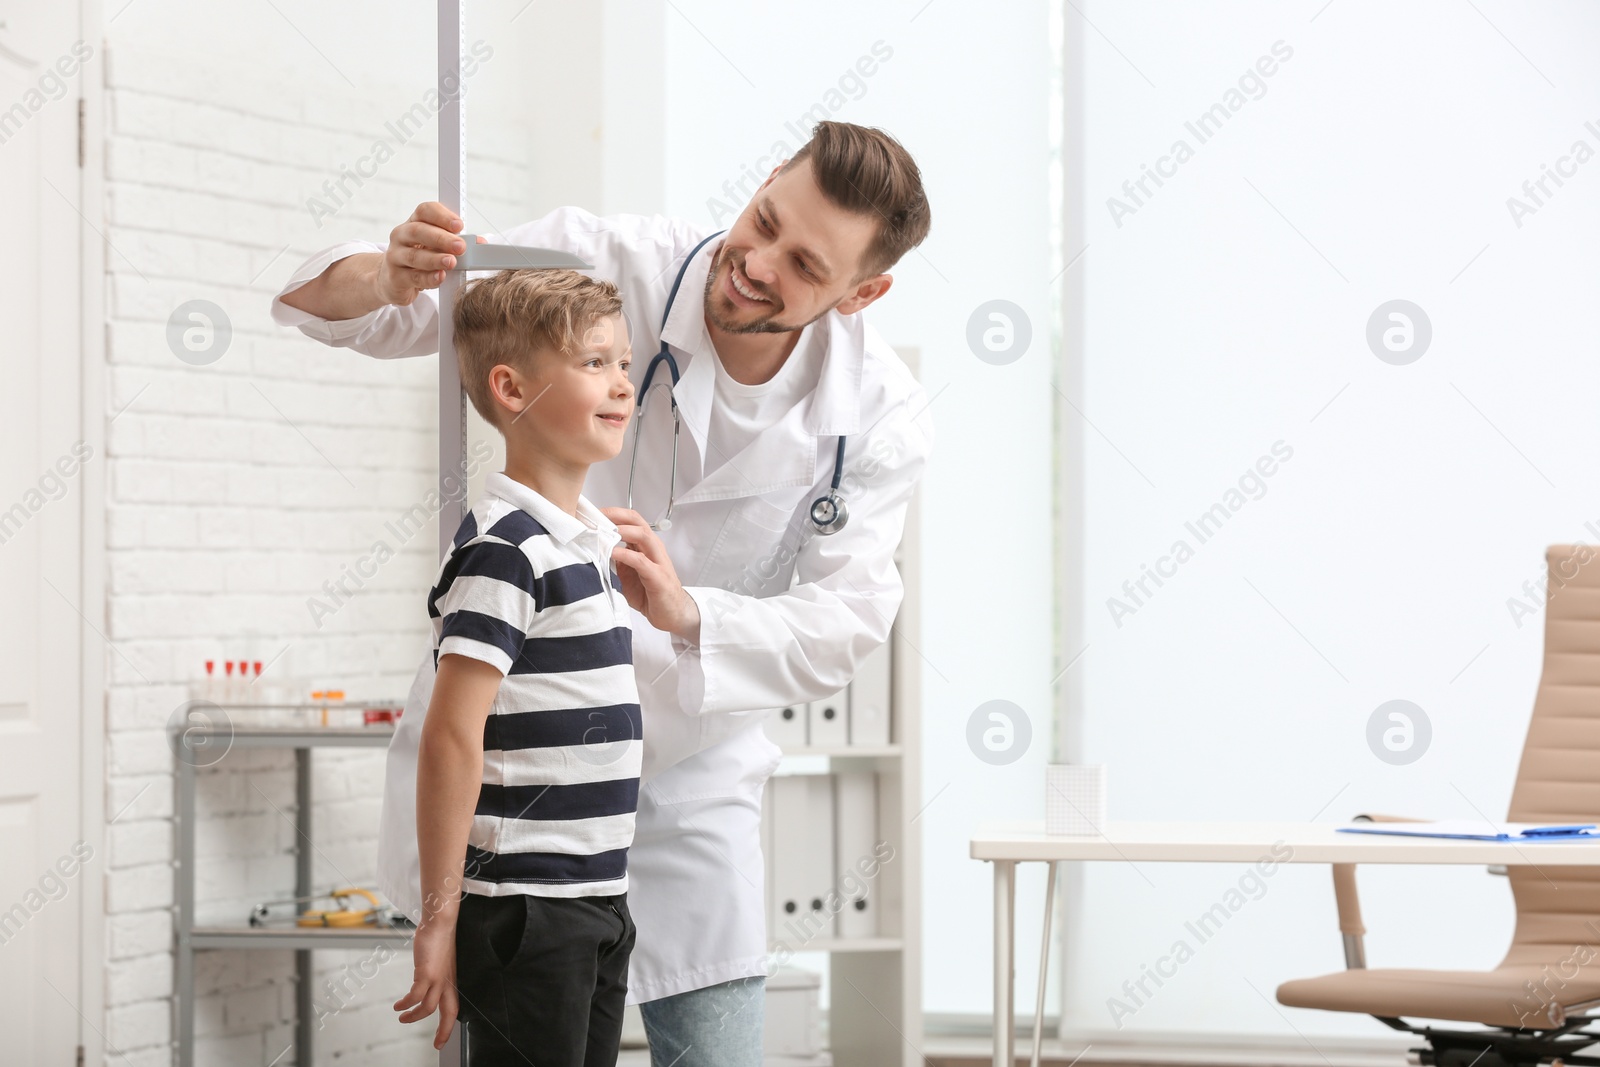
[764,704,807,749]
[769,776,812,936]
[807,690,849,748]
[798,775,836,939]
[834,770,878,939]
[848,640,892,747]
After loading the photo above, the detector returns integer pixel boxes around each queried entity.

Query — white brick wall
[99,34,540,1065]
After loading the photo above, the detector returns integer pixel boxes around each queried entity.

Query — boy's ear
[488,362,537,423]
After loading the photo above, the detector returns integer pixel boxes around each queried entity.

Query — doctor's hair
[782,120,931,280]
[452,268,624,427]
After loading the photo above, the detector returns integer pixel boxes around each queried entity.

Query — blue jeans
[638,976,765,1067]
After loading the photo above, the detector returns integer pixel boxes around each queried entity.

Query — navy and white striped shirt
[427,472,642,898]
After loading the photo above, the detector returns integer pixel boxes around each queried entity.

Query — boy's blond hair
[452,268,624,427]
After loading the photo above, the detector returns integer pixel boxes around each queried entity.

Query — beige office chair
[1278,545,1600,1067]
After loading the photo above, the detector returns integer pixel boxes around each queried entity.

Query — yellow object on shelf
[294,887,382,928]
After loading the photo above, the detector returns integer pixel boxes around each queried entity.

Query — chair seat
[1276,966,1600,1029]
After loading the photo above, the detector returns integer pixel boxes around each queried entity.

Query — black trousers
[455,891,636,1067]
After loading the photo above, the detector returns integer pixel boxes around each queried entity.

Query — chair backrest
[1501,544,1600,966]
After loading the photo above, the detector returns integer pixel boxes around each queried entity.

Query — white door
[0,4,87,1065]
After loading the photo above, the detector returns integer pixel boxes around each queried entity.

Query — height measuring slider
[435,0,592,561]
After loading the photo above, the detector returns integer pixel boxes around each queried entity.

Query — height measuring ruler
[435,0,591,562]
[432,7,592,1064]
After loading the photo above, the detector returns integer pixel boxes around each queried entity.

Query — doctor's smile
[723,256,775,306]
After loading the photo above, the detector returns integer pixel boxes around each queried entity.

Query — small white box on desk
[806,690,849,748]
[847,640,892,747]
[763,704,807,748]
[1045,764,1107,835]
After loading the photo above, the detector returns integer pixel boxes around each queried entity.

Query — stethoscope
[627,229,849,536]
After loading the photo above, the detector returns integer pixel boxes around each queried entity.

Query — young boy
[392,268,642,1066]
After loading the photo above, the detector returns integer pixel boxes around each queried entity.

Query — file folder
[764,704,807,749]
[807,690,849,748]
[769,776,810,933]
[800,775,836,939]
[848,640,892,747]
[770,776,837,939]
[1336,820,1599,841]
[834,770,878,939]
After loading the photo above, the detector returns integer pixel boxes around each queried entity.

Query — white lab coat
[269,206,934,1003]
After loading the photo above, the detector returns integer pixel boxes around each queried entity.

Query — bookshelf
[761,345,925,1067]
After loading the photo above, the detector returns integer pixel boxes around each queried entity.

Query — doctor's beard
[703,245,837,335]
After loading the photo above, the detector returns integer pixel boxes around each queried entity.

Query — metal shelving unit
[171,721,410,1067]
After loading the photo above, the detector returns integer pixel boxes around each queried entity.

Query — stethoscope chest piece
[809,491,848,535]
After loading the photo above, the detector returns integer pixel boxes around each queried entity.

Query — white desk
[971,820,1600,1067]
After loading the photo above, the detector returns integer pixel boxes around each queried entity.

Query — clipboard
[1336,820,1599,841]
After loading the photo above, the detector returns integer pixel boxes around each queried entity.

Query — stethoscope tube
[628,229,850,536]
[626,231,719,531]
[627,349,682,530]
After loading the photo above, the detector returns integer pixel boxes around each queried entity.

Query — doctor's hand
[376,202,487,307]
[603,507,702,645]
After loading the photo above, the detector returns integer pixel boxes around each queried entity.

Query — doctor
[271,119,933,1065]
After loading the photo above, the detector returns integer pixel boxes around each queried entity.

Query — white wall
[1070,0,1600,1044]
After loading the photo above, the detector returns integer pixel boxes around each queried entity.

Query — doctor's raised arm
[277,202,478,321]
[271,200,687,360]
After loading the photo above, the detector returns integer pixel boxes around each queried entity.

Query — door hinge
[76,98,84,168]
[75,1045,84,1067]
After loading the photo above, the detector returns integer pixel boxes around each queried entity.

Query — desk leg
[994,859,1016,1067]
[1031,861,1058,1067]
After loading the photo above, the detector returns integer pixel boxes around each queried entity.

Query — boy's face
[493,311,633,466]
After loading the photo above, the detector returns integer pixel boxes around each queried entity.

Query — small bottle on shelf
[193,660,216,703]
